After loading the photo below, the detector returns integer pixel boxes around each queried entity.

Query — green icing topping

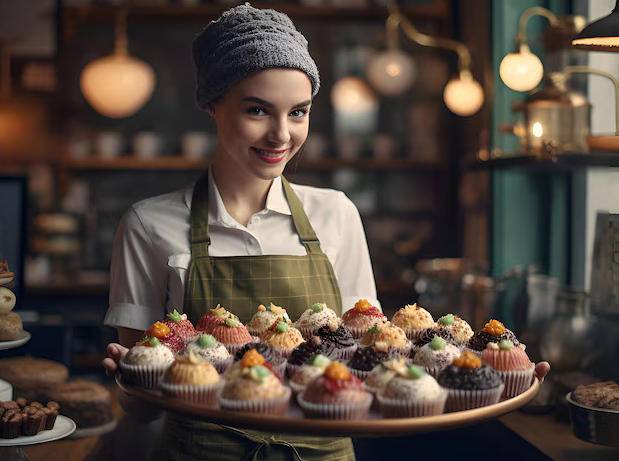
[438,314,455,326]
[198,334,217,349]
[276,321,290,333]
[407,365,426,379]
[226,317,240,328]
[430,336,446,351]
[368,324,379,334]
[140,336,160,347]
[312,302,324,313]
[212,306,227,317]
[167,309,182,323]
[306,354,330,367]
[499,339,514,351]
[251,365,272,384]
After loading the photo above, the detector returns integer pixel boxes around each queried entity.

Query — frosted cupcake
[314,323,357,361]
[184,334,233,374]
[119,336,175,389]
[233,342,287,379]
[438,351,504,412]
[140,321,185,355]
[246,302,291,338]
[391,304,435,341]
[364,358,408,396]
[220,349,291,416]
[289,354,331,395]
[341,299,387,339]
[346,346,389,381]
[163,309,200,343]
[287,336,338,378]
[159,351,223,407]
[467,319,520,356]
[481,340,535,397]
[360,322,410,358]
[262,320,305,357]
[293,302,339,339]
[412,336,461,378]
[196,305,237,334]
[210,317,254,355]
[298,362,372,420]
[435,314,474,345]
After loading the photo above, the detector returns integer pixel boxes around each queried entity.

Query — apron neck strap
[281,176,322,255]
[189,170,211,258]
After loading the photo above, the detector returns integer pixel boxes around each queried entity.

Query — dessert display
[412,336,461,378]
[572,381,619,410]
[119,336,175,388]
[163,310,200,343]
[210,317,253,354]
[341,299,387,339]
[262,320,305,357]
[246,302,291,338]
[233,341,286,379]
[434,314,474,344]
[196,305,237,334]
[0,400,59,438]
[359,321,409,357]
[293,302,339,339]
[184,334,233,374]
[45,379,113,428]
[467,319,520,355]
[314,323,357,361]
[481,340,535,397]
[160,352,223,406]
[391,304,434,341]
[289,354,331,395]
[438,351,504,412]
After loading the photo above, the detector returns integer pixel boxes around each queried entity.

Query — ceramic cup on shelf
[133,131,164,159]
[181,131,215,160]
[94,131,124,159]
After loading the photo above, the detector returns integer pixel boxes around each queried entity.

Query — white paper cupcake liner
[402,329,426,342]
[119,360,171,389]
[222,342,253,355]
[377,389,448,418]
[286,362,302,379]
[211,357,234,374]
[335,344,358,361]
[271,346,296,359]
[220,387,291,417]
[268,360,287,380]
[297,393,372,420]
[499,366,535,397]
[444,384,505,412]
[159,379,224,408]
[288,380,307,396]
[423,366,447,380]
[363,383,381,411]
[347,325,372,340]
[388,342,413,359]
[464,347,483,357]
[348,367,371,381]
[297,326,318,340]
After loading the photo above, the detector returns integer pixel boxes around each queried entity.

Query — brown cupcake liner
[269,360,287,380]
[159,379,224,408]
[222,341,254,356]
[220,387,291,417]
[297,393,372,420]
[444,384,504,412]
[44,409,58,430]
[286,363,302,379]
[297,326,318,341]
[211,356,234,374]
[335,344,358,362]
[402,329,427,342]
[423,366,447,380]
[271,346,296,359]
[499,366,535,398]
[119,360,171,389]
[376,389,448,418]
[2,419,21,438]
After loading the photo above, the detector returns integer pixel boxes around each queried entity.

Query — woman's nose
[268,116,291,145]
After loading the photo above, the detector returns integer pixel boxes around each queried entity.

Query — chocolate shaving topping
[414,327,458,348]
[315,324,355,348]
[348,346,388,372]
[288,336,337,365]
[467,329,520,351]
[438,363,503,390]
[233,342,284,365]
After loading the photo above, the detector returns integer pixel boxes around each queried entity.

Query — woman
[102,4,550,460]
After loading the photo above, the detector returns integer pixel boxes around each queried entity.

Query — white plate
[0,331,30,350]
[0,415,76,447]
[0,276,14,286]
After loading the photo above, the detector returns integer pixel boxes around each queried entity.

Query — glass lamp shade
[80,53,156,118]
[366,49,416,96]
[443,76,484,116]
[499,51,544,91]
[572,1,619,51]
[331,76,378,115]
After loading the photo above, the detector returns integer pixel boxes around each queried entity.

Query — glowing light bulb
[532,122,544,138]
[331,77,378,115]
[366,49,416,97]
[499,48,544,92]
[443,76,484,116]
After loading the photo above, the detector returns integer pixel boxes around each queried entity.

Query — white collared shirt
[104,169,381,331]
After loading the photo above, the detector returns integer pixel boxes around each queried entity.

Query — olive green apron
[156,169,354,461]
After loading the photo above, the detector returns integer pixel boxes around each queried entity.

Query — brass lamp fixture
[572,0,619,51]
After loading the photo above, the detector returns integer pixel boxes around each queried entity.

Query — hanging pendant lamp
[572,1,619,51]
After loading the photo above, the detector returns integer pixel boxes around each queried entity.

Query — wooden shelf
[469,152,619,171]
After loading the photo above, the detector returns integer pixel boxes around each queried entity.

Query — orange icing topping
[324,362,350,380]
[355,299,372,312]
[149,322,170,338]
[452,351,482,369]
[241,349,265,368]
[482,319,506,337]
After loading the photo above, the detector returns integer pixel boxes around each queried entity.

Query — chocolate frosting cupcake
[288,336,337,366]
[233,341,285,366]
[348,346,388,372]
[438,363,503,390]
[315,324,355,348]
[414,327,458,348]
[467,329,520,352]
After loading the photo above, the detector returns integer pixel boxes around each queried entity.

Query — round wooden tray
[116,376,540,437]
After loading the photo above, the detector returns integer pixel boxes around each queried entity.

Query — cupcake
[364,358,409,396]
[314,323,357,361]
[438,351,504,412]
[184,334,233,374]
[141,321,185,355]
[481,340,535,397]
[233,341,287,379]
[414,327,459,349]
[163,309,200,343]
[412,336,461,378]
[359,322,410,358]
[220,349,291,416]
[246,302,291,338]
[160,351,223,407]
[293,302,339,339]
[435,314,474,345]
[1,409,23,438]
[196,304,237,334]
[211,317,254,354]
[377,365,447,418]
[298,362,372,420]
[347,346,389,381]
[119,336,175,389]
[391,304,435,341]
[262,320,305,357]
[287,336,338,378]
[341,299,387,339]
[467,319,520,355]
[289,354,331,395]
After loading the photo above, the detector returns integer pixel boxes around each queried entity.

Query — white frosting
[382,374,443,400]
[413,343,461,368]
[247,311,281,334]
[124,344,175,366]
[294,306,338,330]
[184,341,231,362]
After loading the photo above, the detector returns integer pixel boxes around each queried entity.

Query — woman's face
[211,68,312,181]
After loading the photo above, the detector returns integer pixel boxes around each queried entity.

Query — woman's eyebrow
[242,96,311,109]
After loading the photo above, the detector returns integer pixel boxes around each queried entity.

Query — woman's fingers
[535,361,551,383]
[103,343,129,377]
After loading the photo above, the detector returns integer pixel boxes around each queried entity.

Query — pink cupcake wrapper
[196,317,225,334]
[499,367,535,397]
[119,361,171,389]
[213,327,253,345]
[376,389,448,418]
[220,387,291,417]
[482,350,532,372]
[159,379,224,408]
[444,384,505,412]
[297,393,372,420]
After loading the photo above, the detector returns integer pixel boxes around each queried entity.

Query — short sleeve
[332,193,381,314]
[104,207,167,331]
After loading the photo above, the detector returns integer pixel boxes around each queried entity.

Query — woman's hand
[535,361,551,383]
[102,343,128,377]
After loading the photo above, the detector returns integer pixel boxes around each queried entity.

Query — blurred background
[0,0,619,456]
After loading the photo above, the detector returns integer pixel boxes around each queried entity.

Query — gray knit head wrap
[192,4,320,111]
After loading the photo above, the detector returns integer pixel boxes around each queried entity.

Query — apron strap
[281,176,322,255]
[219,425,306,461]
[188,171,211,258]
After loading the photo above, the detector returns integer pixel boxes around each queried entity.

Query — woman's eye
[290,109,309,117]
[248,107,266,116]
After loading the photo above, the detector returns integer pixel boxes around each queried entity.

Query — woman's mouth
[251,147,288,164]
